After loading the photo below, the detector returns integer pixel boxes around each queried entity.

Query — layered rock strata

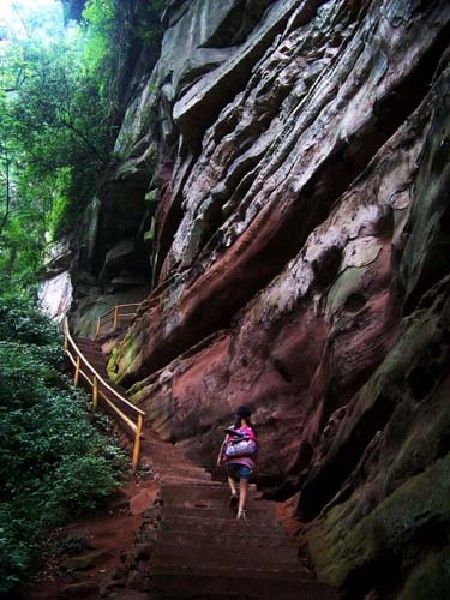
[79,0,450,596]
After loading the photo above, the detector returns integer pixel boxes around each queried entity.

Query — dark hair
[234,406,256,433]
[236,405,251,418]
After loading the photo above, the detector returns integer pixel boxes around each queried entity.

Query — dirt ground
[20,474,158,600]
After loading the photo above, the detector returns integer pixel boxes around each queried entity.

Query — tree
[11,36,111,184]
[0,4,114,294]
[0,0,168,296]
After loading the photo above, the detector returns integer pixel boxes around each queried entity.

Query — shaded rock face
[83,0,450,596]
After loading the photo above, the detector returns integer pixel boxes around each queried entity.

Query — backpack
[224,427,257,459]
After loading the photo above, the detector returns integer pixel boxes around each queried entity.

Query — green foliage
[0,0,167,294]
[135,1,166,45]
[83,0,134,108]
[0,297,126,592]
[5,33,113,227]
[48,167,71,239]
[0,2,110,294]
[0,295,60,344]
[0,0,167,295]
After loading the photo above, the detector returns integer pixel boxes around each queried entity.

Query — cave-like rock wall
[79,0,450,597]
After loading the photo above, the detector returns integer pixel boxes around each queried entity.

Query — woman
[216,405,257,520]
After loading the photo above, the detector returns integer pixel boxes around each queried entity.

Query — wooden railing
[64,318,145,469]
[95,303,140,338]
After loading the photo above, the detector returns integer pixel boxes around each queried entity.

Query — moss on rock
[108,332,142,384]
[397,547,450,600]
[308,452,450,588]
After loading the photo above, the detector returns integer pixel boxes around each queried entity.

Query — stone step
[161,500,272,514]
[151,560,304,578]
[147,451,195,462]
[163,507,275,522]
[78,345,102,354]
[150,573,338,600]
[158,528,292,545]
[162,486,264,500]
[150,454,205,463]
[161,482,258,497]
[159,523,288,540]
[150,457,200,468]
[145,444,193,454]
[150,564,307,581]
[156,461,209,469]
[160,505,274,521]
[161,479,227,488]
[155,467,211,479]
[79,355,103,364]
[153,464,201,473]
[159,514,283,532]
[161,493,267,510]
[154,467,209,475]
[144,441,188,452]
[76,349,104,362]
[156,475,223,485]
[152,541,299,566]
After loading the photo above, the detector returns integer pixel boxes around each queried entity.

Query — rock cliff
[67,0,450,597]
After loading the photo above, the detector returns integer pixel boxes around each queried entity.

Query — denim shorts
[227,463,253,481]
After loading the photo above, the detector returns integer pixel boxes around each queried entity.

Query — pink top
[223,425,257,470]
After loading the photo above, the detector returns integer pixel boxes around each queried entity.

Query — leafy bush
[0,296,61,345]
[0,297,125,592]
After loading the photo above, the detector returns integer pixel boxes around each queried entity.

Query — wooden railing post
[94,304,139,338]
[92,376,98,412]
[65,317,145,469]
[64,318,69,350]
[74,355,80,387]
[132,413,144,469]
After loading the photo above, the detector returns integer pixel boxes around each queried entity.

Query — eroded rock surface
[73,0,450,596]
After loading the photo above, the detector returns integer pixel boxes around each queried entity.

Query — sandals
[236,509,247,520]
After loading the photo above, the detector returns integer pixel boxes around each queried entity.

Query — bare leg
[237,478,248,517]
[228,476,237,496]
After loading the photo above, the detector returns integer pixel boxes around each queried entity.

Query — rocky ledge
[66,0,450,597]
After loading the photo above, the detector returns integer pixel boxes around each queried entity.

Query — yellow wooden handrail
[64,318,144,469]
[95,303,140,338]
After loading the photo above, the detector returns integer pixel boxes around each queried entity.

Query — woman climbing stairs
[67,332,339,600]
[103,429,339,600]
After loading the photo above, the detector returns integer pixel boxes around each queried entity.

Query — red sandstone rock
[66,0,450,596]
[129,485,158,516]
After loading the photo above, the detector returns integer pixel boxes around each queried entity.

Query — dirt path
[21,470,159,600]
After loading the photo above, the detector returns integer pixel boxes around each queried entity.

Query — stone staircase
[108,432,340,600]
[72,336,340,600]
[152,485,313,600]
